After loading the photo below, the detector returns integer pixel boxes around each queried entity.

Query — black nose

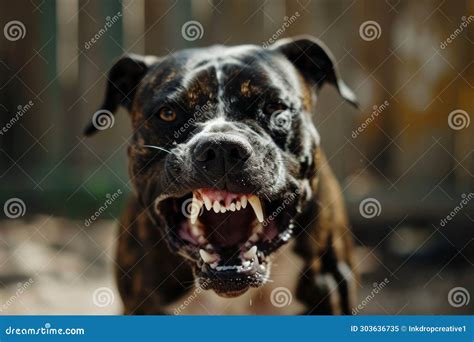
[193,135,252,178]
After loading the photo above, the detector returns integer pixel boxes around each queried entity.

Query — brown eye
[263,101,287,115]
[158,107,177,122]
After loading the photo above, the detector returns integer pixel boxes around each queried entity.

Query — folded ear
[83,54,160,136]
[271,36,358,108]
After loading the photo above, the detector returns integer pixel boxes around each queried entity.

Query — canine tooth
[243,246,257,260]
[190,194,202,224]
[229,202,236,211]
[213,201,220,213]
[191,224,201,237]
[241,196,248,209]
[203,195,212,211]
[248,233,259,243]
[248,196,264,222]
[251,222,263,235]
[199,249,217,264]
[236,201,241,210]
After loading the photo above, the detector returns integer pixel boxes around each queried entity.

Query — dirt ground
[0,215,472,315]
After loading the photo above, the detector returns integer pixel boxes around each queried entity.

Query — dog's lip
[155,188,297,281]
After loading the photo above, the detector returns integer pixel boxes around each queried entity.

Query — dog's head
[85,36,357,297]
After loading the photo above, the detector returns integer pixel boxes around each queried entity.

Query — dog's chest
[165,241,306,315]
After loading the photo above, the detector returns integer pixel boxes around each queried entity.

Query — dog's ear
[83,54,160,136]
[272,36,358,108]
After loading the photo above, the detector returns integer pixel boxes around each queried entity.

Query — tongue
[200,206,255,248]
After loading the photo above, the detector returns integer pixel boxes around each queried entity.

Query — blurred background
[0,0,473,314]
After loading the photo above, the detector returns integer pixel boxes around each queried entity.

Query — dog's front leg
[115,199,194,315]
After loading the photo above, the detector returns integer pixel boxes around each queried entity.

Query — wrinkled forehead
[143,45,302,106]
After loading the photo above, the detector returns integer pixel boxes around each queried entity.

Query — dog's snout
[193,135,252,177]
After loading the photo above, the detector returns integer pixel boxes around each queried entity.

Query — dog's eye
[263,101,287,115]
[158,107,177,122]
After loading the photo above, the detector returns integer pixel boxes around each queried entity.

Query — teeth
[243,245,257,260]
[248,195,264,222]
[229,202,236,211]
[191,224,201,237]
[199,249,218,264]
[241,196,247,209]
[236,201,241,210]
[190,193,203,224]
[220,206,226,213]
[203,195,212,211]
[213,201,220,213]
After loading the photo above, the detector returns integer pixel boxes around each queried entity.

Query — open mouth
[155,188,296,296]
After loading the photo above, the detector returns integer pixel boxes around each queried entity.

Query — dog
[84,35,358,315]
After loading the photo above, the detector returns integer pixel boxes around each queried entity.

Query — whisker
[142,144,172,154]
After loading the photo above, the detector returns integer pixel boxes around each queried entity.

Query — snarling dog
[84,36,358,315]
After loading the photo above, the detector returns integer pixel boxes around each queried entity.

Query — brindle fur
[116,150,356,314]
[86,36,358,315]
